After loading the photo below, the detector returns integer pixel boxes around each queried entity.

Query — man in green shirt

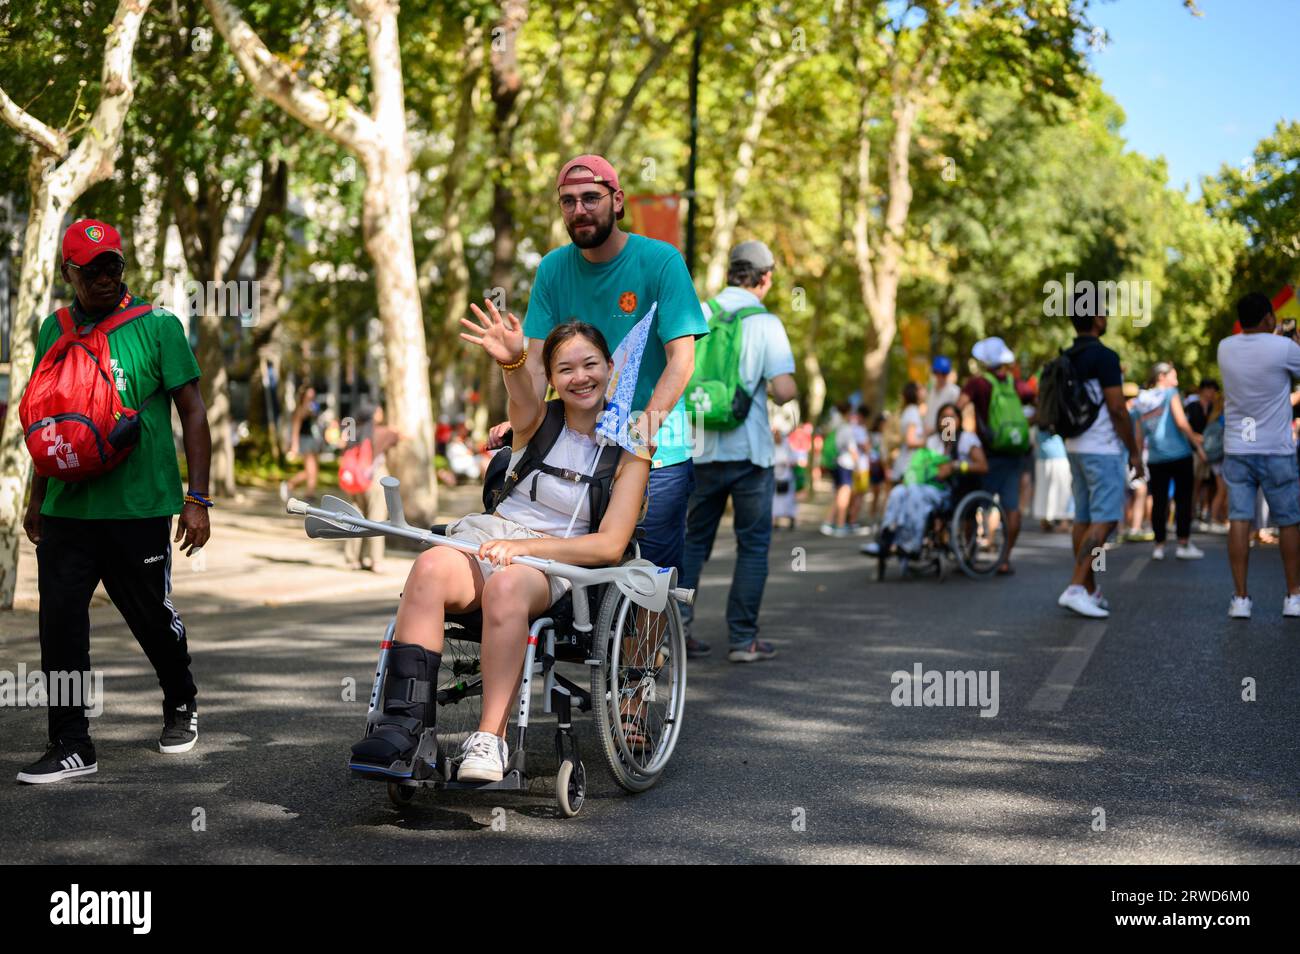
[17,219,212,784]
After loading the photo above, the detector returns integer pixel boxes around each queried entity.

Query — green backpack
[820,428,838,469]
[983,372,1031,454]
[903,446,950,488]
[687,299,765,431]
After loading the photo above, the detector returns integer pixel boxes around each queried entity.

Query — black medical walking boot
[350,643,441,780]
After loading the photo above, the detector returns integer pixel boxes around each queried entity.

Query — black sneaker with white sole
[159,702,198,753]
[16,740,98,784]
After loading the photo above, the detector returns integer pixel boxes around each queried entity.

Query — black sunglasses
[67,254,125,282]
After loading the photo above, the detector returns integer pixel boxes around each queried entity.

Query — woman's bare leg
[394,548,484,653]
[304,452,320,496]
[477,566,553,738]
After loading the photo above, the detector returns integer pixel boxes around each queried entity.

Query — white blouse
[494,425,604,537]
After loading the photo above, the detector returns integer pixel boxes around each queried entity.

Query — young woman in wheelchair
[350,302,651,783]
[863,402,988,558]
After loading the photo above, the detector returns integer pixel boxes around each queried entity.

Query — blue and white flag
[597,301,656,460]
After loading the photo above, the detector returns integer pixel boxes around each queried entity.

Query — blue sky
[1085,0,1300,194]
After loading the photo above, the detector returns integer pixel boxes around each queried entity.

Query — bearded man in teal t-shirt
[492,155,707,596]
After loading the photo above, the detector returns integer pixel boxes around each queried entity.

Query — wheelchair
[870,482,1009,582]
[288,479,689,818]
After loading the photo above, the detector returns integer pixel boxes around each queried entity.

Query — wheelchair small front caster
[387,781,416,808]
[555,758,585,818]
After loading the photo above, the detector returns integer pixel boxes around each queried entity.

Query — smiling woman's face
[548,334,611,412]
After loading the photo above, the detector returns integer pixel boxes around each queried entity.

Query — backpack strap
[54,307,74,338]
[486,399,566,515]
[585,442,624,530]
[97,302,155,336]
[705,298,767,326]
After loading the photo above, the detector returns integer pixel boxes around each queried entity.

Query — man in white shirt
[679,241,798,663]
[1217,292,1300,619]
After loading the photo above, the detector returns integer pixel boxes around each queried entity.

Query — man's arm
[23,475,49,544]
[172,380,212,554]
[759,317,798,406]
[635,335,695,447]
[768,373,797,405]
[1103,385,1141,468]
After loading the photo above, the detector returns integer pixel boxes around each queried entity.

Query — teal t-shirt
[522,233,708,467]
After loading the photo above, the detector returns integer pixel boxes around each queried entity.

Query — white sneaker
[1176,542,1204,560]
[1151,545,1165,560]
[1090,589,1110,612]
[1059,585,1109,618]
[1284,595,1300,618]
[279,480,290,503]
[457,731,507,782]
[1228,596,1252,619]
[819,523,838,537]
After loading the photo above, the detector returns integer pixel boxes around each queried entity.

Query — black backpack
[1037,342,1102,438]
[481,399,624,530]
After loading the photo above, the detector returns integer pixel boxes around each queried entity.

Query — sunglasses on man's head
[67,254,125,282]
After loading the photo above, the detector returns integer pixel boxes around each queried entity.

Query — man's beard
[567,211,615,249]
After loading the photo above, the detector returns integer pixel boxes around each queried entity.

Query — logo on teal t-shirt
[522,233,708,467]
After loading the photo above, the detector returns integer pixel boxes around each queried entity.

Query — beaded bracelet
[498,350,528,373]
[185,490,214,508]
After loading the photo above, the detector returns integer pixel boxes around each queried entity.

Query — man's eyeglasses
[559,190,614,214]
[67,255,125,282]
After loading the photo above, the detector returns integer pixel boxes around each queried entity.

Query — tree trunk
[857,94,917,409]
[485,0,527,424]
[0,166,60,606]
[359,145,438,521]
[246,158,287,456]
[0,0,153,608]
[204,0,439,522]
[703,56,795,291]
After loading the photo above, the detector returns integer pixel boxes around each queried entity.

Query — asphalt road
[2,518,1297,864]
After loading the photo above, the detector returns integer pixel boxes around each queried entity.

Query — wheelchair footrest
[435,769,527,792]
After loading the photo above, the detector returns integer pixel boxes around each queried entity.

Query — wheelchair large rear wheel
[434,632,484,762]
[950,490,1008,579]
[591,570,687,793]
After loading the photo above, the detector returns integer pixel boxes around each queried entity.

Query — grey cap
[729,239,775,271]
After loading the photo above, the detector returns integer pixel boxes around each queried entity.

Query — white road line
[1119,555,1146,583]
[1028,622,1107,712]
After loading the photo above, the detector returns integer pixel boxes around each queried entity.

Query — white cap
[972,336,1015,368]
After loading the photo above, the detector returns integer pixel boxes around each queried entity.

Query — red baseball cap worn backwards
[62,219,124,267]
[556,155,624,220]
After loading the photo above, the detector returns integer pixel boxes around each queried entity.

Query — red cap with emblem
[62,219,124,267]
[556,155,624,220]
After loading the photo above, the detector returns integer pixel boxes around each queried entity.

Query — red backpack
[338,437,374,495]
[20,303,160,482]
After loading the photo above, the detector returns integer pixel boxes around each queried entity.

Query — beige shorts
[444,512,571,607]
